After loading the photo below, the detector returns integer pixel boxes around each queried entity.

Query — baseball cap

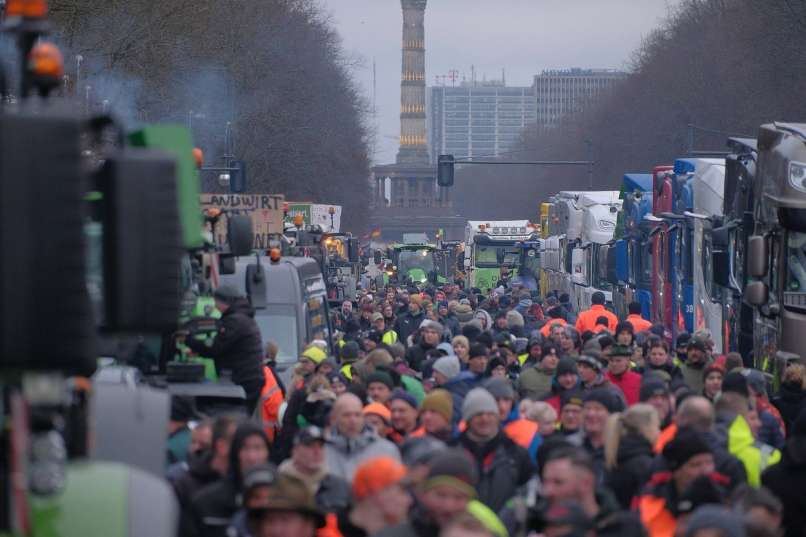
[294,425,326,446]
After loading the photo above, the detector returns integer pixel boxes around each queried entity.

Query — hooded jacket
[605,433,655,509]
[762,436,806,537]
[324,426,401,482]
[186,298,264,402]
[395,309,425,346]
[191,423,270,537]
[772,382,806,431]
[714,411,781,487]
[454,430,535,512]
[172,452,222,537]
[517,363,555,400]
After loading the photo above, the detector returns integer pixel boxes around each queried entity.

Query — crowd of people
[167,281,806,537]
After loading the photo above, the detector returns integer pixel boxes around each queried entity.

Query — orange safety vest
[256,366,283,442]
[504,419,539,449]
[540,318,567,337]
[576,305,618,333]
[318,513,342,537]
[627,314,653,333]
[639,494,677,537]
[654,423,677,454]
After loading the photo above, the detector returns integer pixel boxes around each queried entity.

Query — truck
[610,173,654,319]
[544,193,586,298]
[539,202,552,297]
[666,158,725,351]
[219,254,334,380]
[711,138,758,363]
[743,123,806,379]
[569,191,622,311]
[387,234,444,288]
[463,220,538,293]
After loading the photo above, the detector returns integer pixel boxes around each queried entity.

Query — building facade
[533,68,626,127]
[429,82,536,160]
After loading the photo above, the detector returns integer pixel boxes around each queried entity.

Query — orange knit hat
[352,457,407,500]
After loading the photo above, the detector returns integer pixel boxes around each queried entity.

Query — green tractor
[388,241,446,288]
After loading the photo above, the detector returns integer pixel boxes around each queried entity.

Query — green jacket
[715,412,781,487]
[517,365,555,400]
[680,360,709,393]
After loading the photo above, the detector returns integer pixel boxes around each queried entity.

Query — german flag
[370,227,381,238]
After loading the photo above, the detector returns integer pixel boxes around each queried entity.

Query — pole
[75,55,83,97]
[585,140,593,190]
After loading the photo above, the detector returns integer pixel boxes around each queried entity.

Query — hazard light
[269,248,281,263]
[5,0,48,18]
[28,42,63,78]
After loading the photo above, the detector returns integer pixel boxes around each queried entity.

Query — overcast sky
[321,0,680,164]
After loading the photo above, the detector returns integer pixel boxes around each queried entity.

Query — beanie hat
[609,344,633,358]
[420,319,444,334]
[436,342,454,356]
[640,378,670,402]
[663,427,712,471]
[556,357,578,377]
[352,457,407,500]
[423,448,478,498]
[433,355,461,380]
[455,303,474,323]
[560,389,584,409]
[721,370,750,398]
[366,371,394,390]
[420,389,453,423]
[370,312,384,323]
[363,402,391,424]
[389,389,418,409]
[684,506,745,537]
[742,368,767,396]
[583,388,623,413]
[400,435,445,467]
[467,500,509,537]
[577,354,603,372]
[703,363,725,380]
[340,341,360,363]
[301,346,327,365]
[469,343,490,359]
[615,321,634,336]
[462,388,499,422]
[483,377,516,401]
[506,309,525,328]
[213,284,243,303]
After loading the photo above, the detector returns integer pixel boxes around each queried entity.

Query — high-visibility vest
[540,318,567,337]
[255,366,283,442]
[504,419,539,449]
[382,329,399,345]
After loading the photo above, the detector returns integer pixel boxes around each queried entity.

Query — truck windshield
[475,245,520,268]
[255,305,298,365]
[786,232,806,294]
[399,249,435,273]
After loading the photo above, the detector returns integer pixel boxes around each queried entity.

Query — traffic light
[230,160,247,193]
[437,154,455,187]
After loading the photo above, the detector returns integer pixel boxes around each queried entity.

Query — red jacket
[606,370,643,406]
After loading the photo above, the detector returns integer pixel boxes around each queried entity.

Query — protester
[762,409,806,537]
[603,403,660,508]
[606,344,642,406]
[517,342,559,400]
[324,393,400,481]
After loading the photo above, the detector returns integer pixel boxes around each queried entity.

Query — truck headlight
[789,161,806,192]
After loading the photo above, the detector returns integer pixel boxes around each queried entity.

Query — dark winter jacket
[762,437,806,537]
[395,310,425,346]
[642,362,686,391]
[373,504,440,537]
[171,452,222,537]
[190,423,269,537]
[454,430,535,512]
[772,383,806,432]
[759,409,786,450]
[567,431,606,485]
[441,312,460,338]
[605,433,654,509]
[405,340,435,372]
[186,298,264,405]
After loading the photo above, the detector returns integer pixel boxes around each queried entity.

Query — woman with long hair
[603,403,660,508]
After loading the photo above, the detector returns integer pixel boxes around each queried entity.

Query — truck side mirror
[227,214,253,256]
[712,249,731,288]
[744,281,768,306]
[747,235,767,277]
[348,238,359,263]
[464,257,471,269]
